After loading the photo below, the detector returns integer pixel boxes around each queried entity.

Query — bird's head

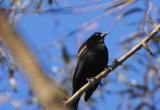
[86,32,109,46]
[77,32,109,56]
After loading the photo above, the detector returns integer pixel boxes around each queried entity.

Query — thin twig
[64,24,160,105]
[0,0,134,14]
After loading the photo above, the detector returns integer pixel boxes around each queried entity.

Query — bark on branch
[64,24,160,105]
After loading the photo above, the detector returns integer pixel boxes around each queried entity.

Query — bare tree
[0,0,160,110]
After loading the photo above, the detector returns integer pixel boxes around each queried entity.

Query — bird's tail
[84,83,99,101]
[70,97,80,110]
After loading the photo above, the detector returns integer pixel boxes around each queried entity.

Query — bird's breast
[87,45,108,58]
[86,46,108,67]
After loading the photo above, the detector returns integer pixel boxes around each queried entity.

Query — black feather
[72,32,109,110]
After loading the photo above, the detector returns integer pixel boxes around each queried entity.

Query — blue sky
[16,1,140,110]
[1,0,160,110]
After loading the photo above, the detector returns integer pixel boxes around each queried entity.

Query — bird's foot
[87,77,96,86]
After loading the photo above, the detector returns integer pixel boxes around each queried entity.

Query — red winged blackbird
[72,32,109,110]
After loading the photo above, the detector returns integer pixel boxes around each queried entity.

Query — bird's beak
[101,32,109,38]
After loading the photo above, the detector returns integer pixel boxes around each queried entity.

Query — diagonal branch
[64,24,160,105]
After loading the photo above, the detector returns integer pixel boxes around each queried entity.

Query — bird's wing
[72,44,88,93]
[77,43,87,57]
[74,43,88,78]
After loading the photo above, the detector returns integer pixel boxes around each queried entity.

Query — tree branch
[0,12,67,110]
[64,24,160,105]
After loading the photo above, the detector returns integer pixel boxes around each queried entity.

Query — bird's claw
[87,77,96,86]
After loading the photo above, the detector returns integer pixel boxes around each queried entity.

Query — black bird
[72,32,109,110]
